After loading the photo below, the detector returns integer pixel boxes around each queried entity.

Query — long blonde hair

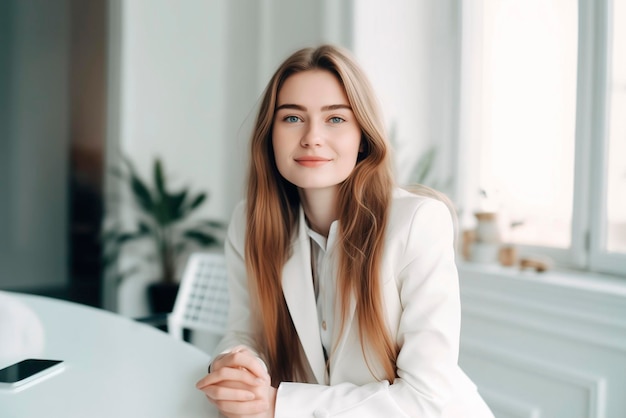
[245,45,396,385]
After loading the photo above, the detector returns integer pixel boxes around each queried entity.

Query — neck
[299,186,339,237]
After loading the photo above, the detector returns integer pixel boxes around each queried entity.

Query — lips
[294,156,331,167]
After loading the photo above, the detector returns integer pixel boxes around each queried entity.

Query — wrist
[269,385,278,417]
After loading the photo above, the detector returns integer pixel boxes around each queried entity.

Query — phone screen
[0,359,63,384]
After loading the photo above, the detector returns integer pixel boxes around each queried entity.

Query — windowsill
[457,260,626,298]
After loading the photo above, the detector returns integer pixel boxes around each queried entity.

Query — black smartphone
[0,359,64,389]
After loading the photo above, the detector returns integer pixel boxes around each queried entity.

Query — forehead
[277,70,350,106]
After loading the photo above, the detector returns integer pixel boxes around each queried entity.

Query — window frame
[586,0,626,276]
[458,0,626,278]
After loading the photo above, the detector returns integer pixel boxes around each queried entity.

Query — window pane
[606,0,626,254]
[480,0,578,248]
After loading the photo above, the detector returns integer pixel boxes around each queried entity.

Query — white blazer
[215,188,493,418]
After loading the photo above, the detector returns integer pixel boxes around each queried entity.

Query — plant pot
[147,282,180,314]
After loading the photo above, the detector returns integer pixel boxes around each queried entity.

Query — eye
[284,115,301,123]
[329,116,345,124]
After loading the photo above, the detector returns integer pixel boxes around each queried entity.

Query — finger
[202,366,264,387]
[201,384,256,402]
[211,345,251,369]
[220,351,269,381]
[196,366,265,389]
[228,344,250,354]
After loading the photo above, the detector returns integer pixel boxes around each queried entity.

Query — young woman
[196,44,493,418]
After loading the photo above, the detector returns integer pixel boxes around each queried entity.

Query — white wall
[115,0,228,220]
[352,0,460,190]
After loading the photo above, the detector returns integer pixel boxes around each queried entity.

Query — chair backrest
[167,252,229,340]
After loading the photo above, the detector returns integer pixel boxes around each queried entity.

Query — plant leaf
[154,158,166,198]
[186,193,207,214]
[196,219,226,229]
[154,195,171,226]
[153,159,183,226]
[183,230,218,246]
[138,221,153,234]
[115,230,149,245]
[126,163,155,214]
[167,190,188,222]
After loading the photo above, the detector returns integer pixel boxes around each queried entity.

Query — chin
[295,182,342,191]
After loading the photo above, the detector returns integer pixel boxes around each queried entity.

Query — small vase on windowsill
[498,219,524,267]
[470,212,502,263]
[498,244,518,267]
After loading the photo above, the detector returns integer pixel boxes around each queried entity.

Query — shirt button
[322,320,327,331]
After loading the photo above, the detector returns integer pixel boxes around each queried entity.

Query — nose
[300,121,323,148]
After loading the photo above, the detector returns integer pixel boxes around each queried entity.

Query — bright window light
[480,0,578,248]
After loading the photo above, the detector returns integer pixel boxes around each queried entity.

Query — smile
[294,157,331,167]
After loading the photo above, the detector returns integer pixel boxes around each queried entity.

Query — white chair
[167,252,229,344]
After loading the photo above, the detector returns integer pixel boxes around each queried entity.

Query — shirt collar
[305,220,339,252]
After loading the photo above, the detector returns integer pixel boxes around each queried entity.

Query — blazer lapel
[329,289,356,381]
[281,208,327,384]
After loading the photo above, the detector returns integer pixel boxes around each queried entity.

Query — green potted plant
[102,156,225,314]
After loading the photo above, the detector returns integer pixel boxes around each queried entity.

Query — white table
[0,292,219,418]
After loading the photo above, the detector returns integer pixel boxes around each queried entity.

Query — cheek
[272,125,288,151]
[343,132,363,160]
[271,134,289,173]
[336,139,362,174]
[271,127,281,156]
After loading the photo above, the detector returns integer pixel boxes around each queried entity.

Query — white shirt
[305,220,339,362]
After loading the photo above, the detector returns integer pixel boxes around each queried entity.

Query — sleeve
[211,202,264,361]
[273,199,465,418]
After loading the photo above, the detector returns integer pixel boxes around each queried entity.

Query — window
[459,0,626,276]
[589,0,626,273]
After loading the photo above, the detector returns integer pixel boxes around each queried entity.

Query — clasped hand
[196,346,276,418]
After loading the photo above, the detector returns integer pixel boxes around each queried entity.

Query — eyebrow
[275,103,352,112]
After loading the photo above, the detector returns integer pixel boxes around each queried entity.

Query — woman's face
[272,70,362,192]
